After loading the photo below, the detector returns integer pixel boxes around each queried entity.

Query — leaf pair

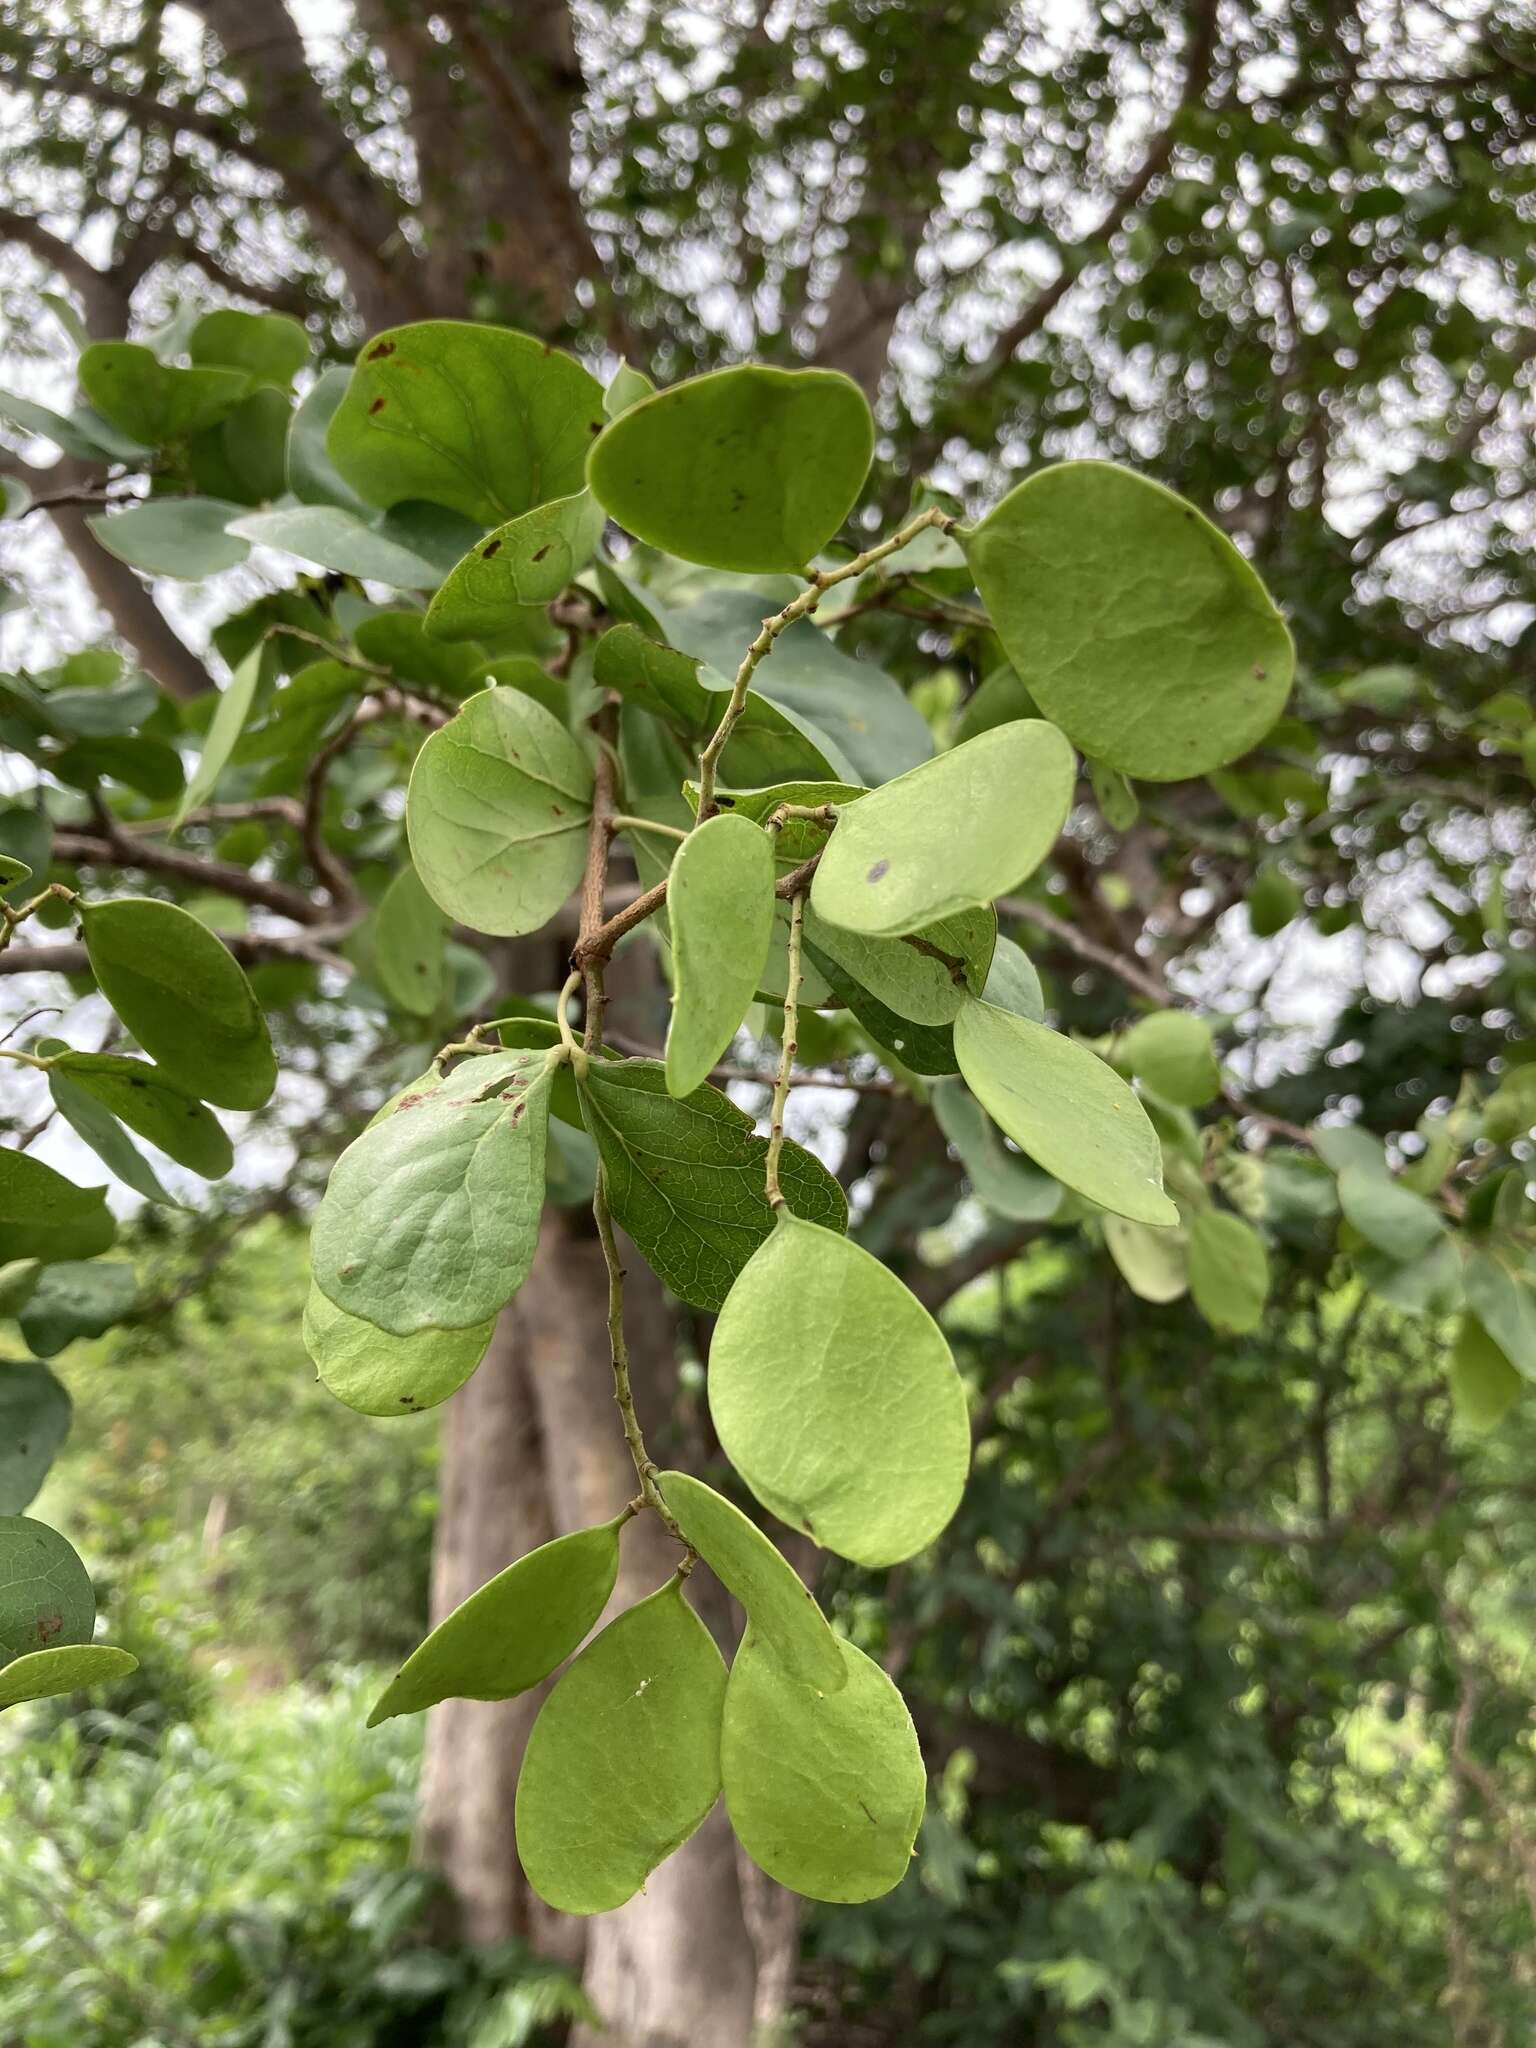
[0,1516,137,1712]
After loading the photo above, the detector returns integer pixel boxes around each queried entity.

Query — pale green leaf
[0,1517,94,1662]
[1119,1011,1221,1108]
[577,1060,847,1312]
[515,1578,727,1914]
[657,1471,845,1692]
[1464,1251,1536,1379]
[426,492,607,641]
[721,1628,924,1903]
[803,904,994,1027]
[1337,1166,1445,1262]
[665,813,776,1097]
[0,1364,71,1513]
[965,461,1294,780]
[370,1516,624,1725]
[81,897,276,1111]
[810,722,1074,936]
[709,1214,969,1566]
[87,497,250,579]
[0,1151,116,1264]
[1187,1209,1270,1333]
[932,1079,1061,1221]
[302,1284,492,1417]
[329,321,605,525]
[227,505,443,589]
[982,935,1045,1022]
[372,865,448,1017]
[311,1050,554,1335]
[286,365,371,513]
[587,364,873,573]
[0,1643,138,1712]
[189,308,310,389]
[1451,1316,1522,1430]
[954,1001,1177,1226]
[177,647,263,824]
[1104,1215,1189,1302]
[604,359,654,417]
[406,687,593,938]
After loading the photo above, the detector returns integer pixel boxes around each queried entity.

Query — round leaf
[425,491,607,641]
[1187,1209,1270,1333]
[964,461,1294,781]
[515,1578,727,1914]
[328,321,605,525]
[1119,1011,1221,1108]
[708,1215,969,1567]
[0,1642,137,1712]
[587,364,874,573]
[407,687,593,938]
[0,1517,94,1663]
[721,1628,924,1903]
[665,813,776,1098]
[80,897,276,1111]
[86,498,251,580]
[657,1472,845,1693]
[954,1000,1177,1227]
[302,1284,493,1416]
[0,1364,71,1514]
[810,721,1075,936]
[1103,1215,1188,1303]
[369,1516,625,1724]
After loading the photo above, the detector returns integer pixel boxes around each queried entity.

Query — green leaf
[0,1262,40,1316]
[87,498,250,580]
[709,1214,969,1566]
[47,1053,232,1178]
[810,722,1074,936]
[303,1284,493,1417]
[0,1517,95,1662]
[176,647,263,824]
[803,904,994,1028]
[665,814,776,1097]
[1337,1166,1445,1262]
[1451,1315,1522,1430]
[17,1262,138,1358]
[0,1151,115,1264]
[1119,1012,1221,1108]
[1464,1251,1536,1379]
[51,735,184,802]
[1090,759,1139,831]
[1483,1067,1536,1147]
[576,1060,847,1312]
[0,1364,71,1513]
[81,898,277,1111]
[372,865,448,1017]
[954,1001,1177,1226]
[721,1628,924,1903]
[78,343,248,444]
[0,807,50,904]
[426,492,607,641]
[964,461,1294,780]
[329,321,605,525]
[286,365,371,513]
[657,1471,845,1693]
[0,1643,138,1712]
[1356,1236,1461,1317]
[932,1079,1061,1221]
[0,855,30,885]
[515,1578,727,1914]
[189,309,310,390]
[46,1067,177,1208]
[1247,866,1300,938]
[1310,1124,1388,1179]
[406,687,593,938]
[587,364,873,574]
[982,935,1045,1022]
[1187,1210,1270,1333]
[311,1050,554,1335]
[0,386,144,462]
[227,505,443,589]
[799,932,959,1075]
[604,359,655,418]
[369,1516,624,1724]
[660,588,933,789]
[1104,1215,1188,1303]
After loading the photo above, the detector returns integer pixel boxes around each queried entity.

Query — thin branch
[53,827,322,923]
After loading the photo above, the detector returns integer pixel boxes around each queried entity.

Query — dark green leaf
[0,1363,72,1513]
[0,1151,115,1264]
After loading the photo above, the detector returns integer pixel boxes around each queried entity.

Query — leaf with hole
[657,1472,844,1692]
[709,1214,969,1566]
[811,722,1074,937]
[81,897,276,1111]
[329,321,605,525]
[587,363,873,573]
[577,1060,846,1312]
[427,492,607,641]
[1187,1210,1270,1333]
[370,1516,624,1725]
[407,687,593,938]
[0,1364,71,1514]
[515,1578,727,1914]
[311,1050,554,1335]
[665,814,776,1097]
[0,1643,138,1712]
[303,1285,493,1417]
[965,461,1294,780]
[0,1517,95,1663]
[932,1078,1061,1222]
[1119,1012,1220,1108]
[722,1628,924,1902]
[0,1151,115,1265]
[954,1001,1176,1226]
